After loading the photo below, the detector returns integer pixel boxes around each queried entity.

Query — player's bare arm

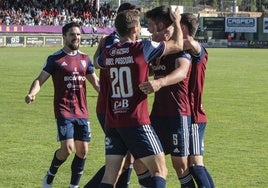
[163,6,183,55]
[183,37,201,55]
[25,71,50,104]
[139,57,191,94]
[86,73,100,92]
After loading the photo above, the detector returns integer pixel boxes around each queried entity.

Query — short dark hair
[115,9,140,37]
[117,3,136,14]
[62,22,80,36]
[146,6,173,29]
[180,13,199,37]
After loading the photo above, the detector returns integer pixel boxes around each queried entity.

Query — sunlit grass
[0,47,267,187]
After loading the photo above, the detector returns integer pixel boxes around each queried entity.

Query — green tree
[251,0,258,11]
[211,0,218,8]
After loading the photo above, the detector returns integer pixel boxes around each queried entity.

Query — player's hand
[169,6,181,25]
[25,94,35,104]
[139,80,162,94]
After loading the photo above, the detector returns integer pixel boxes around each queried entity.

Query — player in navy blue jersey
[139,6,195,188]
[95,7,183,188]
[25,22,99,188]
[84,3,136,188]
[182,13,215,188]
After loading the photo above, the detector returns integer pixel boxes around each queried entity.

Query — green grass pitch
[0,47,267,187]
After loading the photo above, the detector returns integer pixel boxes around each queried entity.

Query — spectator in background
[239,33,246,40]
[230,30,236,40]
[227,33,231,41]
[0,0,116,27]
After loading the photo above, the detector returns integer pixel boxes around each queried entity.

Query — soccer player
[139,6,195,188]
[95,8,183,188]
[84,3,136,188]
[182,13,215,188]
[25,22,99,188]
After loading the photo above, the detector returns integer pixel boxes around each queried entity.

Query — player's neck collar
[62,48,78,56]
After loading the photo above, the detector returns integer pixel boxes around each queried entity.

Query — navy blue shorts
[150,115,191,157]
[104,125,164,159]
[189,123,206,155]
[56,118,91,142]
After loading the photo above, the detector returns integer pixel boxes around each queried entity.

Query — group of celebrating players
[25,3,214,188]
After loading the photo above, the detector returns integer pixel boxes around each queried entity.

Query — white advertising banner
[0,36,4,46]
[225,17,257,33]
[263,17,268,33]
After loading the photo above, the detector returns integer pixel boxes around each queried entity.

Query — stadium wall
[0,25,268,48]
[0,34,103,47]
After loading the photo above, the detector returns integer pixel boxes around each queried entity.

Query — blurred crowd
[0,0,116,27]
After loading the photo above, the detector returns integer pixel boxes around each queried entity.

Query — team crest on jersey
[80,60,86,68]
[60,126,67,136]
[105,137,111,145]
[61,62,67,66]
[105,137,114,149]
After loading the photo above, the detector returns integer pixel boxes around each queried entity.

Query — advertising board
[225,17,257,33]
[6,36,24,47]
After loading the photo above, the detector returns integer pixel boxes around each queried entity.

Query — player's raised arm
[162,6,183,55]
